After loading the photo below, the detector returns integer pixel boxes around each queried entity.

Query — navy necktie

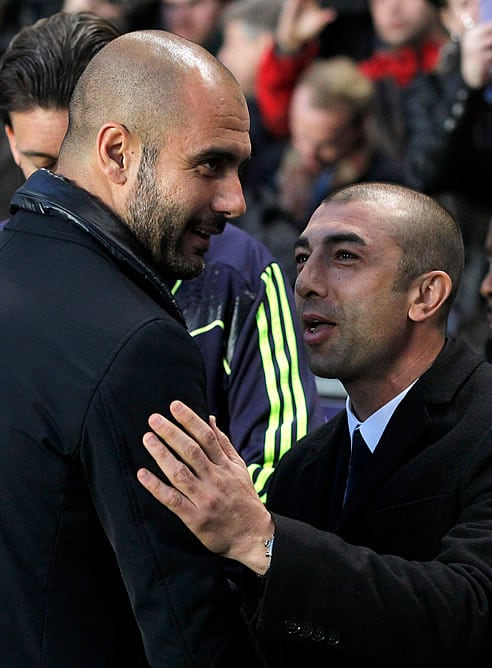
[345,428,372,501]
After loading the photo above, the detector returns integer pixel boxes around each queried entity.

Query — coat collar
[10,169,186,327]
[285,338,485,528]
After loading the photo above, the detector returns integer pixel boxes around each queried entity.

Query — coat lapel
[339,338,483,526]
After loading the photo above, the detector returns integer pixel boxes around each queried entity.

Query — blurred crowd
[0,0,491,354]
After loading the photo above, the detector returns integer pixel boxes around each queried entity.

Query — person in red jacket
[257,0,446,158]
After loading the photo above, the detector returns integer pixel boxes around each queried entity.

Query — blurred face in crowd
[161,0,224,46]
[5,107,68,178]
[480,221,492,340]
[369,0,440,47]
[289,85,362,175]
[218,19,273,96]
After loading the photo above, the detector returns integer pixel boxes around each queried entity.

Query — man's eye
[335,250,357,260]
[295,253,308,265]
[202,159,221,174]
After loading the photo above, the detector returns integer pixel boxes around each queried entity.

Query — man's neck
[344,336,445,422]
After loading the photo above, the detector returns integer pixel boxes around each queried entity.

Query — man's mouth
[306,319,324,334]
[189,214,226,239]
[302,315,336,345]
[192,226,214,239]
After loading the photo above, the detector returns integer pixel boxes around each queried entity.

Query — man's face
[294,200,414,384]
[480,222,492,339]
[289,87,361,175]
[121,79,250,280]
[369,0,439,47]
[161,0,223,46]
[218,20,272,96]
[5,107,68,178]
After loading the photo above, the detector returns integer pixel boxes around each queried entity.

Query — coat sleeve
[254,426,492,665]
[79,317,264,667]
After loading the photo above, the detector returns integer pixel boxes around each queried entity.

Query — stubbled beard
[121,145,205,280]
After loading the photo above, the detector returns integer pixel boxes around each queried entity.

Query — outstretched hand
[461,23,492,88]
[137,401,275,575]
[276,0,337,54]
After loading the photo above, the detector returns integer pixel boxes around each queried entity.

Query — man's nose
[211,175,246,219]
[295,257,327,300]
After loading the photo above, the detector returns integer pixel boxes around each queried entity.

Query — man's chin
[161,256,205,281]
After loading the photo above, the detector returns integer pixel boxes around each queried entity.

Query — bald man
[0,30,261,667]
[139,183,492,665]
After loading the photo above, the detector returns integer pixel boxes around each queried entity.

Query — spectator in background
[0,12,120,182]
[275,56,401,231]
[62,0,128,27]
[257,0,446,161]
[159,0,231,54]
[0,0,65,219]
[481,218,492,363]
[218,0,285,191]
[403,0,492,352]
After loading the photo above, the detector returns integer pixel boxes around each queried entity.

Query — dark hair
[0,12,120,126]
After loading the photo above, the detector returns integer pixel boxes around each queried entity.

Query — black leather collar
[10,169,186,326]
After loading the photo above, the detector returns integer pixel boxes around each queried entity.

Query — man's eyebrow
[194,148,250,167]
[295,232,367,249]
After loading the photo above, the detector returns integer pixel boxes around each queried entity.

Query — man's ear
[5,124,20,167]
[408,271,453,323]
[96,122,136,185]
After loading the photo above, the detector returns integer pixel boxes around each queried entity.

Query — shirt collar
[346,379,418,453]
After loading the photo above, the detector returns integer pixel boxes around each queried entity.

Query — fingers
[141,430,200,500]
[166,401,233,465]
[136,464,194,516]
[209,416,246,467]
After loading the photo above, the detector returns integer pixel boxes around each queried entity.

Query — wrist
[229,514,275,576]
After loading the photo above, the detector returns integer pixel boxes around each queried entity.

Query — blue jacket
[171,224,324,501]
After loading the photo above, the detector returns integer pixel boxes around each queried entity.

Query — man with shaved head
[138,182,492,665]
[0,29,262,667]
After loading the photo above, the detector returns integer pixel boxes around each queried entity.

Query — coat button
[298,621,313,638]
[326,628,342,647]
[285,619,301,635]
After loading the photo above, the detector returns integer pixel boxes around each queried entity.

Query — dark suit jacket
[0,171,262,667]
[254,338,492,666]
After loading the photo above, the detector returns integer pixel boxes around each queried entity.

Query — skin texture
[136,184,457,574]
[480,220,492,338]
[5,108,68,177]
[293,199,450,418]
[57,30,251,280]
